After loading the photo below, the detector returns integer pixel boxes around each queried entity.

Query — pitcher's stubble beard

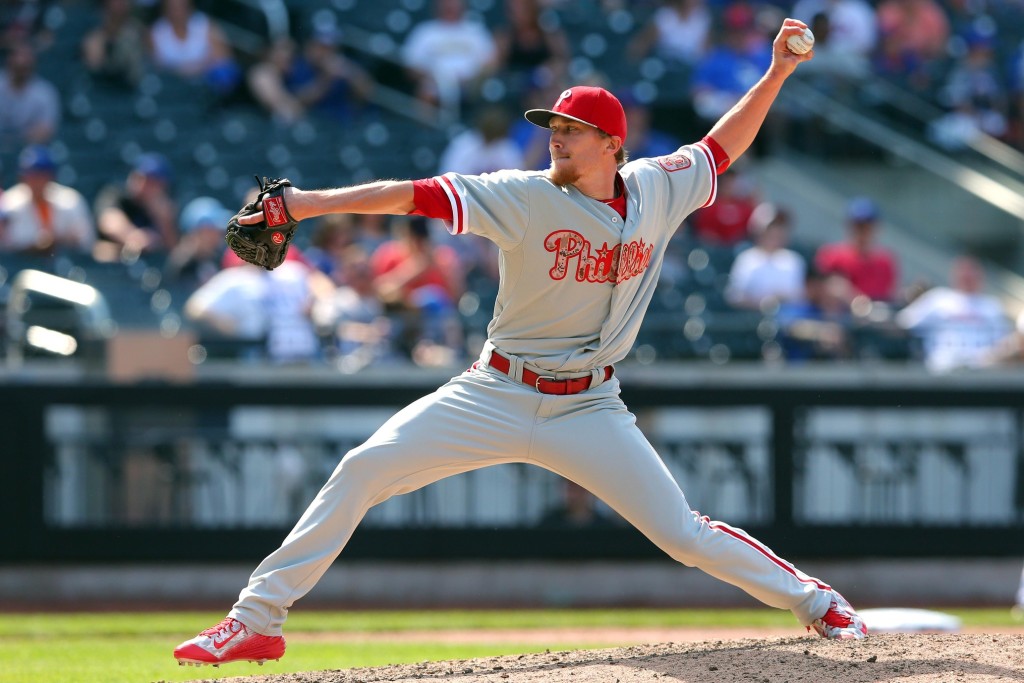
[547,160,581,188]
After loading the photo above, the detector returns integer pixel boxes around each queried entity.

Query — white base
[858,608,962,633]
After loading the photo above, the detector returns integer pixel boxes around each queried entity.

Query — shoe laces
[201,617,244,641]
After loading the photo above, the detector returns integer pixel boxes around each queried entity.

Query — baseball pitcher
[174,18,865,668]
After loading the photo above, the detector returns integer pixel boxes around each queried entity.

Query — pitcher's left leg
[530,386,860,635]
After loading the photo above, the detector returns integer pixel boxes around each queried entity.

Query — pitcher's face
[547,116,608,187]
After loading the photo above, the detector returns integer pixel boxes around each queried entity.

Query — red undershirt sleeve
[409,178,453,221]
[700,135,731,175]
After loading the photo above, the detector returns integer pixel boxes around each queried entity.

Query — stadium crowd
[2,0,1024,372]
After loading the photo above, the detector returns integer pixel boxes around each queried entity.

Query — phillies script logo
[545,230,653,284]
[263,195,288,227]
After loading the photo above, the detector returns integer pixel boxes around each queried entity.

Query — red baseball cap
[525,86,627,142]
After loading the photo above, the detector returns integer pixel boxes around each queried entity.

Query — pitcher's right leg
[175,368,541,665]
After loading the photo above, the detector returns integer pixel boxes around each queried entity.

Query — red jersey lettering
[545,230,652,284]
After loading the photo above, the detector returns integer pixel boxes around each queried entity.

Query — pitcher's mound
[202,632,1024,683]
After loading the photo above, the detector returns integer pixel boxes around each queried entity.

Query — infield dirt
[194,632,1024,682]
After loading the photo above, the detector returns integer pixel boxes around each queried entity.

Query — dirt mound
[199,633,1024,683]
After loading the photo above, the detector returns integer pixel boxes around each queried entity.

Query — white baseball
[786,27,814,55]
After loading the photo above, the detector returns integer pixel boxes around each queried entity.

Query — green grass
[0,608,1016,683]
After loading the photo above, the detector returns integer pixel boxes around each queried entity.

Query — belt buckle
[534,375,557,392]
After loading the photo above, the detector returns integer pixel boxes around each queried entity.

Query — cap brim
[524,108,602,133]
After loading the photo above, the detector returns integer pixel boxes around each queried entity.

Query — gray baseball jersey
[228,142,836,637]
[436,142,716,371]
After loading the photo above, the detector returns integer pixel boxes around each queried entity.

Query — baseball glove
[225,176,299,270]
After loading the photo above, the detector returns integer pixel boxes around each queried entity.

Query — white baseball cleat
[809,590,868,640]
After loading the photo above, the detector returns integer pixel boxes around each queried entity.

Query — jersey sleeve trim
[410,178,454,221]
[438,173,466,235]
[692,141,718,208]
[408,175,466,235]
[700,135,731,175]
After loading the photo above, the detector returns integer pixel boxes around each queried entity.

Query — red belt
[487,352,612,395]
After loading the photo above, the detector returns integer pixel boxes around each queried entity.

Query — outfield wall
[0,559,1020,610]
[7,363,1024,564]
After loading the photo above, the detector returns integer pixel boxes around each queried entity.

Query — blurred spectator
[184,255,332,364]
[0,1,56,52]
[791,0,877,59]
[874,0,950,93]
[313,246,395,373]
[371,216,465,366]
[620,93,682,159]
[984,307,1024,366]
[80,0,148,89]
[164,195,231,288]
[726,203,806,311]
[776,267,855,362]
[895,255,1010,373]
[134,0,162,23]
[944,0,996,45]
[247,31,374,127]
[1010,40,1024,149]
[93,152,178,261]
[0,39,60,153]
[439,105,525,174]
[492,0,570,93]
[814,197,900,303]
[372,217,465,308]
[627,0,711,69]
[304,213,359,281]
[400,0,498,117]
[437,105,519,287]
[509,77,568,170]
[0,145,95,256]
[689,166,760,246]
[792,11,870,90]
[928,31,1009,151]
[876,0,949,59]
[149,0,242,99]
[689,3,773,125]
[536,480,621,528]
[353,213,391,255]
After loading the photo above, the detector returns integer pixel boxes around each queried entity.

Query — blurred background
[4,0,1024,613]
